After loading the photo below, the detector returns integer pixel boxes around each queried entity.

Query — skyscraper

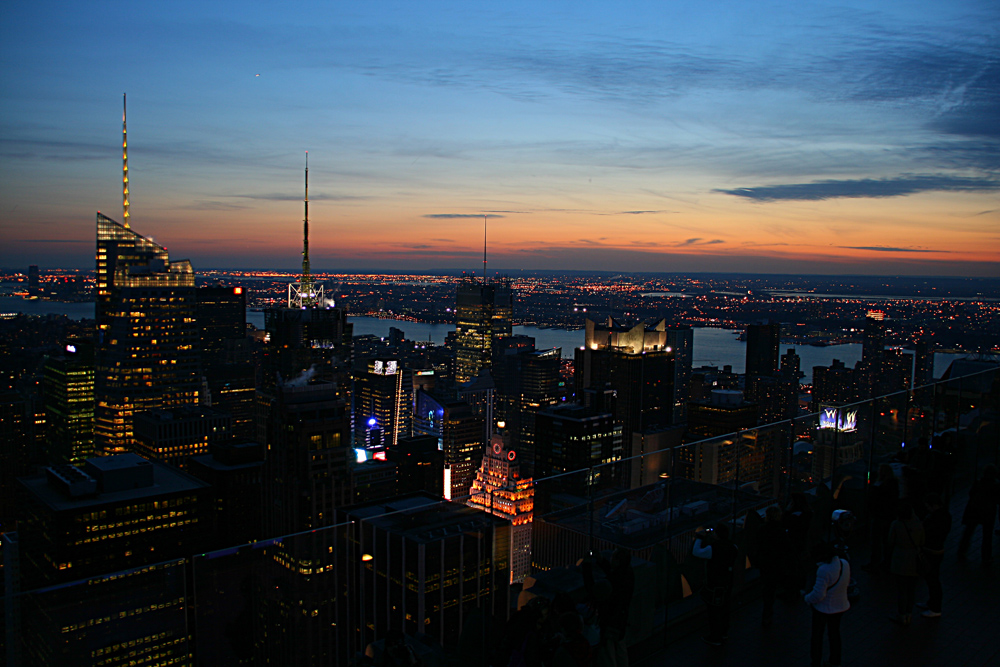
[353,357,412,451]
[454,276,513,383]
[745,321,780,401]
[260,380,351,536]
[41,338,95,464]
[575,318,678,486]
[413,391,483,500]
[197,284,255,439]
[94,213,199,454]
[94,100,200,453]
[467,428,534,583]
[261,154,353,392]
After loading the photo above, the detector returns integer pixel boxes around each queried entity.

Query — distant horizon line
[5,266,999,283]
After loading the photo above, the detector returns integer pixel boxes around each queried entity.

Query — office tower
[386,434,444,497]
[16,453,208,588]
[676,430,771,490]
[94,212,199,454]
[467,429,534,583]
[27,265,39,296]
[353,357,412,451]
[914,340,934,386]
[335,494,510,657]
[687,389,758,439]
[749,346,803,425]
[534,403,623,501]
[197,285,255,439]
[454,275,513,383]
[188,441,265,546]
[858,312,887,398]
[575,318,677,486]
[666,325,694,423]
[349,458,397,503]
[745,322,780,401]
[811,360,859,412]
[261,154,353,392]
[879,347,913,394]
[412,391,483,500]
[493,335,537,423]
[260,380,351,536]
[132,406,232,470]
[263,307,353,388]
[41,338,95,464]
[496,343,562,476]
[0,391,33,531]
[15,453,206,667]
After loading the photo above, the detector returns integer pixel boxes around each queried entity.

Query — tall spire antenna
[483,213,488,283]
[302,151,313,305]
[122,93,129,228]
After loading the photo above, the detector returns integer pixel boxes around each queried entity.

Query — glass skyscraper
[94,213,199,453]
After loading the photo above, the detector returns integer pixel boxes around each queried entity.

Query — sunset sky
[2,0,998,275]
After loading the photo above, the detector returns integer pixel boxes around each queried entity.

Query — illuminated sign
[372,360,398,375]
[66,344,77,353]
[820,407,857,432]
[354,448,369,463]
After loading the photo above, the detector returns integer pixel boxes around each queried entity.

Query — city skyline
[2,1,998,276]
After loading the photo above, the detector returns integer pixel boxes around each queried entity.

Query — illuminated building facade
[811,405,864,480]
[17,453,208,588]
[454,276,513,384]
[467,430,534,583]
[42,338,95,464]
[353,357,411,451]
[94,213,199,454]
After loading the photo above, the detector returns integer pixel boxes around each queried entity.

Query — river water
[0,297,965,382]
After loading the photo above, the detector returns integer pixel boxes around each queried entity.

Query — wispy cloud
[177,201,251,211]
[840,246,950,254]
[423,213,505,219]
[229,193,366,202]
[716,175,1000,202]
[17,239,90,244]
[678,238,724,246]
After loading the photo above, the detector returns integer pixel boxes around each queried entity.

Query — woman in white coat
[804,542,850,667]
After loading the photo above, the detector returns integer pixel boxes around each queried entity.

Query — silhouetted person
[784,493,813,589]
[693,522,737,646]
[754,505,789,626]
[582,549,633,667]
[549,612,593,667]
[920,493,951,618]
[958,464,999,564]
[804,542,850,667]
[888,499,925,626]
[865,464,899,573]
